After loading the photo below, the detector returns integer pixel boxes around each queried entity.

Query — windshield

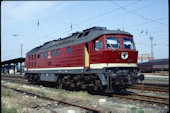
[106,37,121,49]
[123,38,135,49]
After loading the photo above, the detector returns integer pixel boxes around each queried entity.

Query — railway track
[1,75,25,79]
[138,82,169,87]
[2,75,169,107]
[1,76,29,84]
[2,75,169,93]
[2,85,104,113]
[129,85,169,93]
[113,93,169,106]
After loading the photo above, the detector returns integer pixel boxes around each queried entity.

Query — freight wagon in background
[138,59,169,73]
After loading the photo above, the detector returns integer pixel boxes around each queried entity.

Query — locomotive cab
[94,34,136,51]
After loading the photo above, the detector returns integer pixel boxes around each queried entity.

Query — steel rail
[138,86,169,90]
[112,94,169,106]
[137,83,169,87]
[1,75,25,79]
[1,77,29,84]
[130,86,169,93]
[2,85,104,113]
[129,93,169,102]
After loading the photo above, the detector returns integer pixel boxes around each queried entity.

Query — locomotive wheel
[56,76,62,89]
[87,76,104,94]
[31,75,39,85]
[35,75,40,84]
[94,80,103,94]
[26,74,30,82]
[70,83,75,88]
[87,84,95,94]
[26,74,31,82]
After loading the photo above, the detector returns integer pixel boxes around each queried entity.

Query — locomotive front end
[97,33,144,92]
[105,67,141,90]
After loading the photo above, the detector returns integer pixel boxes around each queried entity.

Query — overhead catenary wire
[2,1,167,47]
[72,1,139,28]
[71,0,167,32]
[1,0,168,61]
[2,27,37,38]
[32,0,139,39]
[23,16,168,48]
[27,1,45,39]
[4,15,167,45]
[109,0,167,27]
[44,1,138,39]
[3,0,166,43]
[2,16,71,24]
[3,1,25,13]
[124,17,168,30]
[134,30,168,39]
[60,0,167,36]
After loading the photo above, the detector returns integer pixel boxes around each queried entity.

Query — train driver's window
[106,37,121,49]
[94,41,103,50]
[123,38,134,49]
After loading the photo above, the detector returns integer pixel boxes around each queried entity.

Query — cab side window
[94,41,103,50]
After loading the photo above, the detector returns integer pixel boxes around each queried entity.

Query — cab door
[84,44,90,68]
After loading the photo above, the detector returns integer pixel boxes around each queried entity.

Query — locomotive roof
[27,26,132,55]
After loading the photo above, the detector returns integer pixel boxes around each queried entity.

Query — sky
[1,0,169,62]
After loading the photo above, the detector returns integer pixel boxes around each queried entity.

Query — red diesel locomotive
[25,27,144,92]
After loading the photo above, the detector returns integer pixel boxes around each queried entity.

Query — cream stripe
[90,63,137,69]
[27,63,137,71]
[28,67,84,71]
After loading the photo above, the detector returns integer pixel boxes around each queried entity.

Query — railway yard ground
[1,72,169,113]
